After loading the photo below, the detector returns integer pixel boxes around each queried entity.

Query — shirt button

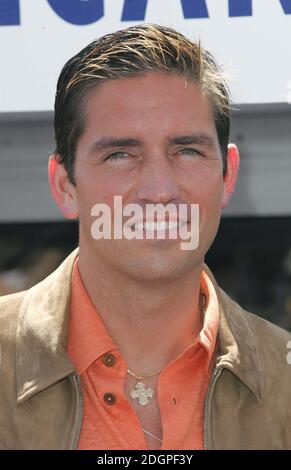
[103,393,116,405]
[102,353,116,367]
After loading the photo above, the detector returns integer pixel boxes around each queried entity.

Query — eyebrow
[87,132,217,156]
[169,133,217,148]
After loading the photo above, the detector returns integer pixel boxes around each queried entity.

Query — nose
[136,152,180,205]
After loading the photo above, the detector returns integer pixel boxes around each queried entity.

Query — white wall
[0,0,291,111]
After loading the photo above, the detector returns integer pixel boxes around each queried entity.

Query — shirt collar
[67,257,118,376]
[67,256,219,377]
[198,269,220,374]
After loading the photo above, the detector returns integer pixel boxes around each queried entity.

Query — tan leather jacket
[0,248,291,450]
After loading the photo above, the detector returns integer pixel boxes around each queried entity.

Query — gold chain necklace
[127,290,206,407]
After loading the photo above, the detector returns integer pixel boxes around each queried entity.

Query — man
[0,24,291,450]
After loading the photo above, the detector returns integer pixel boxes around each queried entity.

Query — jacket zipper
[72,373,84,450]
[72,367,222,450]
[203,367,223,450]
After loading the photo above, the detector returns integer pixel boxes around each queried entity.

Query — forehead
[81,72,217,141]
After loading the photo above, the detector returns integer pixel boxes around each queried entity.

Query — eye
[178,148,202,157]
[104,151,129,161]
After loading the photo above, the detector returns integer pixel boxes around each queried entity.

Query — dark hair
[54,24,232,184]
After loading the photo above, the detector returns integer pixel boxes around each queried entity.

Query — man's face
[69,72,229,280]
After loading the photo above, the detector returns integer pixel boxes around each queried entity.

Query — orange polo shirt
[67,258,219,450]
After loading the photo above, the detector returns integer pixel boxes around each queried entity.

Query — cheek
[203,189,224,233]
[77,175,113,208]
[186,170,223,206]
[76,178,124,232]
[195,182,224,233]
[81,168,131,203]
[207,180,224,205]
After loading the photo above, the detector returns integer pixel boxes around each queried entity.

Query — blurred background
[0,0,291,330]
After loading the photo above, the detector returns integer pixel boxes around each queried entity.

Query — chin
[123,253,201,282]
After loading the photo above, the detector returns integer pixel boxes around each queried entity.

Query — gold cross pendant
[129,381,155,406]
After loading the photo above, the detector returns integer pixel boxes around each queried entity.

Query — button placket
[101,353,118,406]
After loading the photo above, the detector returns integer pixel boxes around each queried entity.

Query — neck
[77,245,205,374]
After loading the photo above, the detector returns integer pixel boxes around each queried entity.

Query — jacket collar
[16,248,263,404]
[16,249,79,403]
[203,265,263,404]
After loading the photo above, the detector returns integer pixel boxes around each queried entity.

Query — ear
[48,154,79,219]
[222,143,240,209]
